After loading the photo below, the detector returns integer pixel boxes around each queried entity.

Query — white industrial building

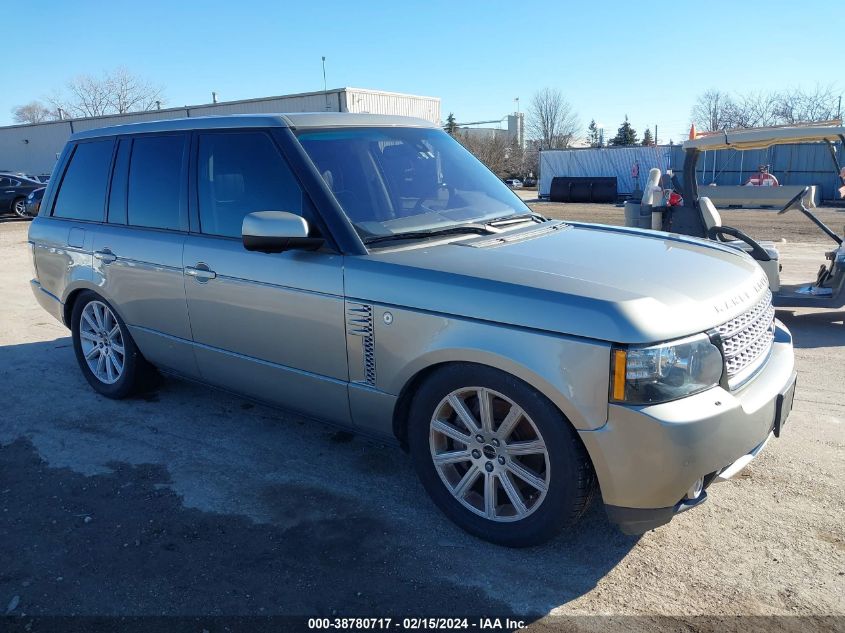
[456,113,524,148]
[0,87,441,175]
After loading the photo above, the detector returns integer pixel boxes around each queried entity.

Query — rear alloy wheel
[71,291,153,398]
[409,364,595,547]
[12,198,26,218]
[79,300,126,385]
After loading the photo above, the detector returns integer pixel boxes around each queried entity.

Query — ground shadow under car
[777,309,845,349]
[0,337,638,623]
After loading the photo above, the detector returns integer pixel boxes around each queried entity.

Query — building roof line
[1,87,441,131]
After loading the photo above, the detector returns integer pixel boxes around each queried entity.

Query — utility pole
[322,56,330,111]
[838,95,842,120]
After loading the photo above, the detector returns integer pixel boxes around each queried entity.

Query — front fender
[372,305,610,430]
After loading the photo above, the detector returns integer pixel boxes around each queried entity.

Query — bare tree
[47,67,164,119]
[107,67,164,114]
[527,88,580,149]
[692,85,842,131]
[773,85,840,124]
[455,131,524,178]
[11,101,56,124]
[691,89,734,132]
[726,91,780,128]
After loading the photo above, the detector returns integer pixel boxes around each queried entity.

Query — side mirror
[242,211,324,253]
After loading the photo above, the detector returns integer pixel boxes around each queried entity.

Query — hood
[344,222,770,344]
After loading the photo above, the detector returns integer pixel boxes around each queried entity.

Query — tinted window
[52,140,114,221]
[297,128,528,238]
[198,132,303,238]
[127,135,186,230]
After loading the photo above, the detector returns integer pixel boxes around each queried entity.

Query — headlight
[27,192,34,201]
[611,333,723,404]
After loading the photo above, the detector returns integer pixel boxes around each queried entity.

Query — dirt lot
[521,194,845,243]
[0,213,843,630]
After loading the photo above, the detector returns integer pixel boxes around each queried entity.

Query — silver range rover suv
[28,113,796,546]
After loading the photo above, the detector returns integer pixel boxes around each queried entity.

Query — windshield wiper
[363,223,500,246]
[486,212,547,226]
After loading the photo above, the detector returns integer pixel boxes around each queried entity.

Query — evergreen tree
[609,115,639,146]
[587,119,602,147]
[641,128,654,146]
[445,112,457,135]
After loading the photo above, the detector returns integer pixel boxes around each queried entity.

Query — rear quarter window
[51,139,115,222]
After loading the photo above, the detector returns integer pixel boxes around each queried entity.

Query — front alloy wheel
[430,387,550,522]
[13,198,26,217]
[409,364,595,547]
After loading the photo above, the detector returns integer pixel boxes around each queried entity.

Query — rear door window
[52,140,115,222]
[197,132,303,238]
[127,134,187,230]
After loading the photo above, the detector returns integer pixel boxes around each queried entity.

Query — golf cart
[654,124,845,309]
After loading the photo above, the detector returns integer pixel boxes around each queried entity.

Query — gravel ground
[0,215,843,629]
[520,195,845,243]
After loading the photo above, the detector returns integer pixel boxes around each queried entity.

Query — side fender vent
[346,302,376,386]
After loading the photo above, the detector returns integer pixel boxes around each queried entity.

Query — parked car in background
[522,177,537,187]
[24,187,45,217]
[1,174,44,217]
[504,178,523,189]
[29,114,795,546]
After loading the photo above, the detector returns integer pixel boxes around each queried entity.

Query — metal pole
[738,150,744,184]
[322,56,330,111]
[712,148,716,183]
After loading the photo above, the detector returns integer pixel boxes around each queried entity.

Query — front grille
[716,289,775,385]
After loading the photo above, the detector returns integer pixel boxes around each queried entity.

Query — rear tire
[70,291,154,399]
[408,363,595,547]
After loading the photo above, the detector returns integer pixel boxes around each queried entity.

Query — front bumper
[579,319,795,534]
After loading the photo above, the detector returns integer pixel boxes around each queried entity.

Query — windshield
[296,127,530,239]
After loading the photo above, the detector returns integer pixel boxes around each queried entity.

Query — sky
[5,0,843,143]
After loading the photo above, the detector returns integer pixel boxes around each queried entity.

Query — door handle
[185,265,217,281]
[94,250,117,264]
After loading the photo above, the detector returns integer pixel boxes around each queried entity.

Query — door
[183,130,350,424]
[0,176,18,210]
[91,133,198,378]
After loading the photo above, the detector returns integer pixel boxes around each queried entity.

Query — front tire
[408,364,595,547]
[71,291,152,398]
[12,197,26,218]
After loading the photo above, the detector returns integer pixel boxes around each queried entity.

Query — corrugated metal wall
[0,88,440,175]
[345,88,441,123]
[540,142,844,201]
[671,143,844,200]
[539,146,674,197]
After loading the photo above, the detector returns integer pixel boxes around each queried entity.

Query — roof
[69,112,438,141]
[683,123,845,151]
